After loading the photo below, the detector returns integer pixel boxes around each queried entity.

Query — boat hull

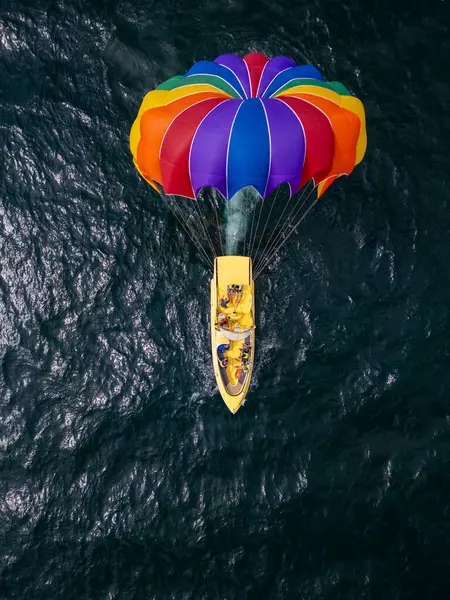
[210,256,255,413]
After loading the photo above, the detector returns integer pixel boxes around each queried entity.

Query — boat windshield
[219,327,253,341]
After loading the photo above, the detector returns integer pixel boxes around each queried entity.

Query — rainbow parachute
[130,52,366,201]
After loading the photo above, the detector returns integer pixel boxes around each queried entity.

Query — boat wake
[225,187,259,256]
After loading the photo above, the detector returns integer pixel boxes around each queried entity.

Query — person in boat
[217,344,230,369]
[241,352,252,369]
[240,343,250,360]
[217,343,230,369]
[216,313,227,328]
[242,340,251,352]
[227,283,244,303]
[220,296,228,308]
[235,362,249,379]
[217,343,230,360]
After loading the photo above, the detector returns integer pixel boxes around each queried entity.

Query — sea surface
[1,1,450,598]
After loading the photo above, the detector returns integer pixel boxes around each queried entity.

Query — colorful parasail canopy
[130,53,367,200]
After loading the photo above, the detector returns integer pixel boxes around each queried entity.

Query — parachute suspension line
[212,197,224,256]
[248,196,265,258]
[251,186,280,266]
[240,204,247,257]
[161,193,213,268]
[164,195,213,268]
[242,207,247,257]
[254,192,319,279]
[252,184,303,275]
[166,196,203,246]
[177,201,215,268]
[254,185,319,279]
[191,196,217,259]
[245,195,258,259]
[253,180,313,275]
[253,184,316,278]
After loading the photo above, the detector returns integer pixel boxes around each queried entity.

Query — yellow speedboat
[210,256,255,413]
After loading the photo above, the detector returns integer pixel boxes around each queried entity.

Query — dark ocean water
[1,1,450,598]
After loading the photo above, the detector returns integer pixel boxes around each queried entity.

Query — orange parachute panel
[294,93,361,181]
[136,92,226,187]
